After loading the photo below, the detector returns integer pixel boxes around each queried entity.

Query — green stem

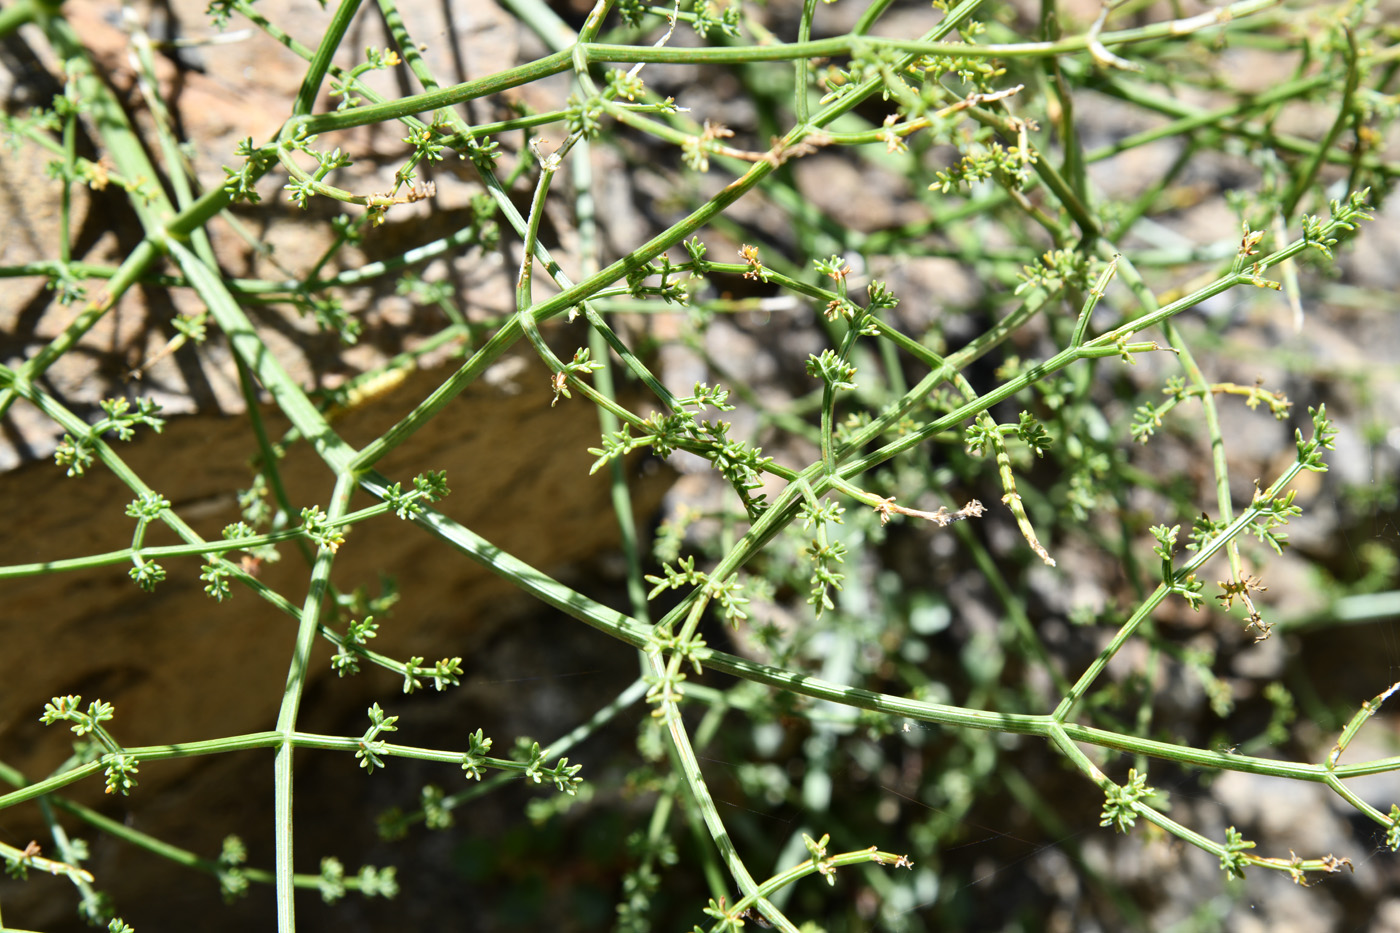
[271,475,351,933]
[291,0,365,115]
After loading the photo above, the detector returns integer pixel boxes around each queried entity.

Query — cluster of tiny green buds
[734,452,772,508]
[673,385,730,417]
[801,498,845,531]
[606,68,645,102]
[331,615,381,677]
[1176,574,1206,610]
[222,519,280,563]
[523,741,584,795]
[805,535,847,615]
[931,139,1036,194]
[200,556,232,601]
[803,832,838,886]
[41,695,114,737]
[45,264,87,305]
[645,555,708,599]
[614,0,648,26]
[1219,826,1256,879]
[588,423,653,473]
[205,0,238,27]
[54,397,166,477]
[398,656,463,694]
[683,236,710,272]
[414,470,450,502]
[963,420,995,455]
[1015,248,1093,295]
[295,292,362,344]
[357,864,399,898]
[1131,376,1185,443]
[462,134,501,170]
[1099,767,1154,833]
[122,489,171,590]
[1016,411,1053,456]
[318,857,347,903]
[104,753,140,796]
[355,703,400,774]
[814,254,853,288]
[1247,488,1302,555]
[238,476,274,527]
[41,689,138,790]
[644,558,750,627]
[125,491,170,522]
[691,0,742,39]
[589,385,771,516]
[401,125,447,165]
[566,93,606,140]
[98,396,166,439]
[699,895,748,932]
[460,728,493,781]
[551,349,606,407]
[963,411,1053,458]
[1150,523,1179,575]
[382,470,451,519]
[817,55,879,106]
[1185,512,1227,553]
[646,626,709,677]
[799,497,847,616]
[282,142,352,208]
[806,349,858,392]
[395,272,451,307]
[217,835,249,903]
[330,212,365,247]
[624,254,691,305]
[427,657,463,691]
[299,505,346,552]
[1300,189,1373,261]
[1296,405,1337,472]
[704,575,751,628]
[128,558,167,593]
[170,311,208,344]
[328,47,401,111]
[681,120,735,173]
[318,859,398,901]
[1149,522,1204,606]
[866,279,899,312]
[220,137,269,203]
[644,665,689,718]
[420,784,453,830]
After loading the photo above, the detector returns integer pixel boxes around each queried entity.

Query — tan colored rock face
[1,356,662,778]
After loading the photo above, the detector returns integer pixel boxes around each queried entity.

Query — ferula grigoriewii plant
[2,0,1399,930]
